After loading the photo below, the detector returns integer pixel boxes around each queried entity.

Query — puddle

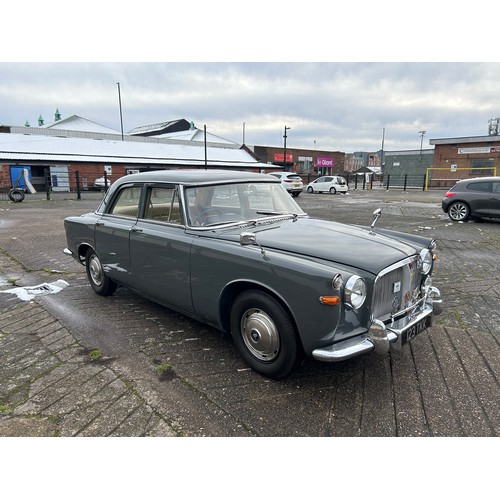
[0,279,69,301]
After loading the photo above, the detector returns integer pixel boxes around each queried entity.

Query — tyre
[8,188,25,202]
[85,248,117,296]
[292,192,300,197]
[307,186,314,193]
[448,201,470,221]
[329,187,337,195]
[230,290,300,379]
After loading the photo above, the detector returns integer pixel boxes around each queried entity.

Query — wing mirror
[371,208,382,229]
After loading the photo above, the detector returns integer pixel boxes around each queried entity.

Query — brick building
[429,134,500,186]
[247,145,345,175]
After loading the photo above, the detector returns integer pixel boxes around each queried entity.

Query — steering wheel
[191,207,225,226]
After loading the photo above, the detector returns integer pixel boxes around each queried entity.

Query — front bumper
[312,286,443,362]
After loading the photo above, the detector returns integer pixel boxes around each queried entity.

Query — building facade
[429,135,500,186]
[248,145,345,176]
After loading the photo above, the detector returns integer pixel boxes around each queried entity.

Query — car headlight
[420,248,433,275]
[344,275,367,309]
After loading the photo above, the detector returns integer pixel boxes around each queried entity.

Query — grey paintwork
[64,169,439,364]
[441,176,500,220]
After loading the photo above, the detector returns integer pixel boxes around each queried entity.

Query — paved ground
[0,187,499,439]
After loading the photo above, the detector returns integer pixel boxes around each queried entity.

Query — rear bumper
[312,286,443,362]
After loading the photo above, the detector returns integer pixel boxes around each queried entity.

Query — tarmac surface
[0,186,499,438]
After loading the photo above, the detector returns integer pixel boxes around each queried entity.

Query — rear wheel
[448,201,470,221]
[85,248,117,296]
[230,290,300,379]
[329,187,337,195]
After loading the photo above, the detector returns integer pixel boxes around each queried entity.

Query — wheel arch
[219,280,303,350]
[77,243,95,265]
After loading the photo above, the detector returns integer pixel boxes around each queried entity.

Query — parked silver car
[64,169,443,379]
[441,176,500,221]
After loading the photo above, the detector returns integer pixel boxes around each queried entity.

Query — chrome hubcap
[241,308,280,361]
[89,255,103,286]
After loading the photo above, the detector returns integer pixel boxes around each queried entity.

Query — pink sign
[316,157,335,167]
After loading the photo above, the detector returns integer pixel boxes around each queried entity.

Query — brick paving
[0,189,498,437]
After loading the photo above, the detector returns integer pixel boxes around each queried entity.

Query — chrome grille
[372,255,423,321]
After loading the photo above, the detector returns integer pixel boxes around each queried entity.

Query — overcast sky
[2,4,498,154]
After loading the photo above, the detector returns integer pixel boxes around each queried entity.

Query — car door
[95,184,142,287]
[489,180,500,217]
[465,181,492,217]
[323,176,334,192]
[129,184,194,314]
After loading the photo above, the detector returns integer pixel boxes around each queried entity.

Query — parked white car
[94,176,113,190]
[269,172,303,197]
[306,175,348,194]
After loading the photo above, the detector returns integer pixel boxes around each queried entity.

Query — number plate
[401,315,432,345]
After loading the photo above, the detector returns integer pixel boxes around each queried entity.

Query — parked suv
[306,175,348,194]
[441,176,500,221]
[269,172,303,197]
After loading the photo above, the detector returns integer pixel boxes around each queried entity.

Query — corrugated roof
[40,115,121,135]
[0,133,266,168]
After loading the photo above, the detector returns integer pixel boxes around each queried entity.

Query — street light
[283,126,291,170]
[418,130,426,169]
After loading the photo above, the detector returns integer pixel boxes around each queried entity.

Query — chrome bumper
[312,286,443,362]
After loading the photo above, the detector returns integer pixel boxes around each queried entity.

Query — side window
[493,182,500,193]
[108,186,142,218]
[144,186,182,224]
[467,182,492,193]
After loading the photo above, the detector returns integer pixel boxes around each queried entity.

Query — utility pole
[117,82,124,141]
[418,130,426,169]
[283,126,291,170]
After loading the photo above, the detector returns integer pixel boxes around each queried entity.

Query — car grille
[371,255,423,321]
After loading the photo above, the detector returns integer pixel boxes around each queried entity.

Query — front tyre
[85,248,117,296]
[307,186,314,193]
[448,201,470,221]
[230,290,300,379]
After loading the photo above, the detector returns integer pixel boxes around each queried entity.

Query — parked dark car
[64,169,443,379]
[442,176,500,221]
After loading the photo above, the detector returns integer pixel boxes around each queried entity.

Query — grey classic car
[64,169,443,379]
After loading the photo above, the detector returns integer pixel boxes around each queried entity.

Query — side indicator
[319,296,341,306]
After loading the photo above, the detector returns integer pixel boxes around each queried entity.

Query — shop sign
[274,153,293,162]
[316,157,335,168]
[458,147,493,154]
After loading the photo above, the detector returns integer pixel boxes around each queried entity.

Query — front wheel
[307,186,314,193]
[448,201,470,221]
[85,248,117,296]
[230,290,300,379]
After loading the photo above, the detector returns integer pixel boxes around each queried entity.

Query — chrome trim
[311,286,442,362]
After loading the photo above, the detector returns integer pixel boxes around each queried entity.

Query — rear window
[286,175,302,181]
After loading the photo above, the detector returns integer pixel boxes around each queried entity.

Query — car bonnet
[218,218,419,275]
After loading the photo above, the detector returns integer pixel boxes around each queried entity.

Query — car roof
[459,176,500,183]
[113,169,279,187]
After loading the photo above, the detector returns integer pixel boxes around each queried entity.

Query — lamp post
[117,82,124,141]
[418,130,426,169]
[283,126,291,170]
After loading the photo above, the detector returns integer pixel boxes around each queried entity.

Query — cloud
[1,62,498,152]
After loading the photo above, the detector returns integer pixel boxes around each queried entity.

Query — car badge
[392,296,401,314]
[404,290,411,303]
